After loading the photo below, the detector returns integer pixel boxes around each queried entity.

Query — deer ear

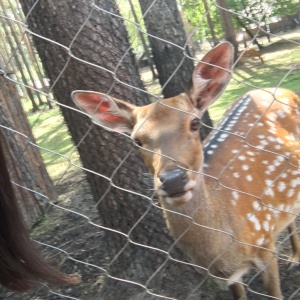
[188,42,233,112]
[71,91,136,133]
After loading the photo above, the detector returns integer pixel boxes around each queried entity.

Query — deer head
[72,42,233,206]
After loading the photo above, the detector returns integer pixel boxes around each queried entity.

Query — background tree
[180,0,221,45]
[139,0,213,140]
[18,0,203,298]
[216,0,238,56]
[0,75,56,227]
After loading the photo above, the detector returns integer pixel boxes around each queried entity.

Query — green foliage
[179,0,299,43]
[25,103,81,180]
[228,0,299,25]
[180,0,223,41]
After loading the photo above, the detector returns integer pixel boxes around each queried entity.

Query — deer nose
[159,168,189,195]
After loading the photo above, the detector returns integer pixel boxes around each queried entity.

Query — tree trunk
[0,76,56,228]
[18,1,205,299]
[139,0,213,140]
[203,0,218,46]
[217,0,238,58]
[128,0,157,80]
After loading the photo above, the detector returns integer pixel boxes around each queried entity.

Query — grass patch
[25,103,81,180]
[209,35,300,123]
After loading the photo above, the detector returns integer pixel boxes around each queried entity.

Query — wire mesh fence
[0,0,300,299]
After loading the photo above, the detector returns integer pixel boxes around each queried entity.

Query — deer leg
[287,221,300,264]
[261,254,282,299]
[229,283,247,300]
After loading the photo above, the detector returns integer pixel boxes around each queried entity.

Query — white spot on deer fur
[277,182,286,192]
[267,136,276,142]
[247,213,261,231]
[256,237,265,246]
[276,138,284,144]
[233,172,240,178]
[265,188,275,197]
[242,165,249,170]
[246,175,253,181]
[220,133,229,139]
[232,149,239,154]
[280,173,287,178]
[260,140,269,146]
[211,144,217,149]
[287,189,295,197]
[263,221,270,232]
[266,214,271,221]
[291,179,300,188]
[247,151,255,156]
[232,191,239,200]
[267,113,277,122]
[266,165,276,174]
[238,156,246,161]
[274,145,282,150]
[266,120,276,128]
[265,179,273,187]
[269,128,277,134]
[262,160,269,165]
[258,135,265,139]
[207,150,213,155]
[277,204,285,212]
[252,201,260,210]
[257,122,264,127]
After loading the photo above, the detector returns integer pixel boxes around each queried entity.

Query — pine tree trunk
[139,0,213,140]
[0,76,55,228]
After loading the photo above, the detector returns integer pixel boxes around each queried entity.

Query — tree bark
[18,1,205,299]
[139,0,213,140]
[0,76,56,228]
[203,0,218,46]
[217,0,238,58]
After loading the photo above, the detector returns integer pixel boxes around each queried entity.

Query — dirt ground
[1,164,300,300]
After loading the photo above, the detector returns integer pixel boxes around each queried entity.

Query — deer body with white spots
[72,43,300,299]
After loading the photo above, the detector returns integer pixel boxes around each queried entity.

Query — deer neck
[159,174,224,237]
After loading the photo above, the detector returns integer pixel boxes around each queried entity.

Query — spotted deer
[72,42,300,299]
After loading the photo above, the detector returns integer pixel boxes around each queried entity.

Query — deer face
[131,94,203,204]
[72,42,233,205]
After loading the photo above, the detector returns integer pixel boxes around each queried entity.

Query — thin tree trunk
[216,0,238,58]
[128,0,157,80]
[6,0,52,108]
[0,1,45,107]
[139,0,213,140]
[0,17,38,111]
[203,0,218,46]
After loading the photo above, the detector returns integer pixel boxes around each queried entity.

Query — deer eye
[134,138,142,147]
[190,118,201,131]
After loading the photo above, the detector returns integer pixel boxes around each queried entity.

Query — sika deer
[72,42,300,299]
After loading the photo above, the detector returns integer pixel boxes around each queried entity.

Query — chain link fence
[0,0,300,299]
